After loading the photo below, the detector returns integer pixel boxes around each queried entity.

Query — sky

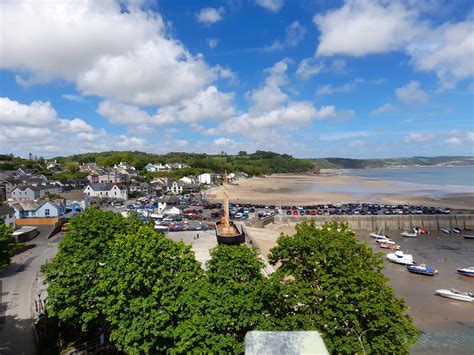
[0,0,473,159]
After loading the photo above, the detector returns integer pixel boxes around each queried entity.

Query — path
[0,228,63,355]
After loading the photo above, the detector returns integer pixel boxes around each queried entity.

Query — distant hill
[312,156,474,169]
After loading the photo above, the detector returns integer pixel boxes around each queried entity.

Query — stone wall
[268,214,474,230]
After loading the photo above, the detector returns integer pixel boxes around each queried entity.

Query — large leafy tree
[265,221,419,353]
[43,208,132,331]
[0,220,13,270]
[173,245,266,353]
[98,226,202,354]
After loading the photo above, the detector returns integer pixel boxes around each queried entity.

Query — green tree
[173,245,266,353]
[97,226,201,354]
[42,208,132,332]
[264,221,419,353]
[0,220,13,270]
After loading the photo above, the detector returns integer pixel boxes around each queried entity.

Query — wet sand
[247,223,474,354]
[207,174,474,210]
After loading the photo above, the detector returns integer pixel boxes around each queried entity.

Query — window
[45,209,50,216]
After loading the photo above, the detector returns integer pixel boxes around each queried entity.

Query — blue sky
[0,0,473,158]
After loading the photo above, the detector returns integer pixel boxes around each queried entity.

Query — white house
[179,176,197,184]
[83,183,128,200]
[144,163,157,172]
[198,173,214,185]
[0,204,16,229]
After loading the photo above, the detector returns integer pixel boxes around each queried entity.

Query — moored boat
[463,234,474,240]
[406,264,438,276]
[379,241,400,250]
[370,223,388,239]
[435,289,474,302]
[401,231,417,238]
[452,227,462,234]
[441,227,452,234]
[387,251,414,265]
[457,267,474,277]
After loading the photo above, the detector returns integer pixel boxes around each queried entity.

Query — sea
[344,166,474,188]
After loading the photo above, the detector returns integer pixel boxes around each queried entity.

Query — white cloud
[467,131,474,143]
[314,0,416,57]
[196,7,224,25]
[395,81,428,104]
[296,58,323,80]
[62,94,85,102]
[405,132,435,143]
[98,86,236,125]
[1,1,216,106]
[0,97,58,126]
[315,80,360,95]
[331,59,347,74]
[313,0,474,87]
[255,0,284,12]
[370,103,395,115]
[320,131,374,141]
[214,137,237,146]
[445,137,462,145]
[266,21,306,51]
[57,118,95,133]
[207,38,220,49]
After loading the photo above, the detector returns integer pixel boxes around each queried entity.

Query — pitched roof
[0,204,14,216]
[86,183,126,191]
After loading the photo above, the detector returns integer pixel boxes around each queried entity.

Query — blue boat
[406,263,438,276]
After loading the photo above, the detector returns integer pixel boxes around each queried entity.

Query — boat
[457,267,474,277]
[452,227,461,234]
[374,235,390,243]
[463,234,474,240]
[387,251,414,265]
[435,289,474,302]
[215,172,245,245]
[414,227,429,235]
[401,231,417,238]
[406,264,438,276]
[441,227,452,234]
[379,241,400,250]
[370,223,389,239]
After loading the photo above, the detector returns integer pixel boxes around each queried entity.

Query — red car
[293,210,299,216]
[310,210,317,215]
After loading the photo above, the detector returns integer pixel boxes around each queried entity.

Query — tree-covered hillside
[54,150,315,175]
[313,156,474,169]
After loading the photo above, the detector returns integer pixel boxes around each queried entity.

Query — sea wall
[250,214,474,230]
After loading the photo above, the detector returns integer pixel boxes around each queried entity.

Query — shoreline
[206,173,474,210]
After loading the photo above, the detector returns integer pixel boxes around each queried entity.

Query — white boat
[387,251,414,265]
[371,223,389,239]
[374,235,390,243]
[401,231,417,238]
[457,267,474,277]
[435,289,474,302]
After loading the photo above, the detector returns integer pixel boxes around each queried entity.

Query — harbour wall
[250,214,474,231]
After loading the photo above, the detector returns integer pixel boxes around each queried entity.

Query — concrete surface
[165,230,218,268]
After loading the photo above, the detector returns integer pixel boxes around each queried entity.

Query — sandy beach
[207,173,474,210]
[245,223,474,354]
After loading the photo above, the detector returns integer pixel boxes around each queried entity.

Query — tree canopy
[265,221,419,353]
[0,220,13,270]
[43,213,418,354]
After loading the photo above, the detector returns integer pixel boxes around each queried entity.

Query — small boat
[407,264,438,276]
[380,241,400,250]
[463,234,474,240]
[387,251,414,265]
[370,223,389,239]
[457,267,474,277]
[435,289,474,302]
[413,227,429,235]
[452,227,461,234]
[401,231,417,238]
[441,227,452,234]
[374,235,390,243]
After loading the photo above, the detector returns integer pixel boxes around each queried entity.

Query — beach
[207,173,474,210]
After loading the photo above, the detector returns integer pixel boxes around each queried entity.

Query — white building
[198,173,214,185]
[83,183,128,200]
[179,176,197,184]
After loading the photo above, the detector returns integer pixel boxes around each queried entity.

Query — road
[0,227,63,355]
